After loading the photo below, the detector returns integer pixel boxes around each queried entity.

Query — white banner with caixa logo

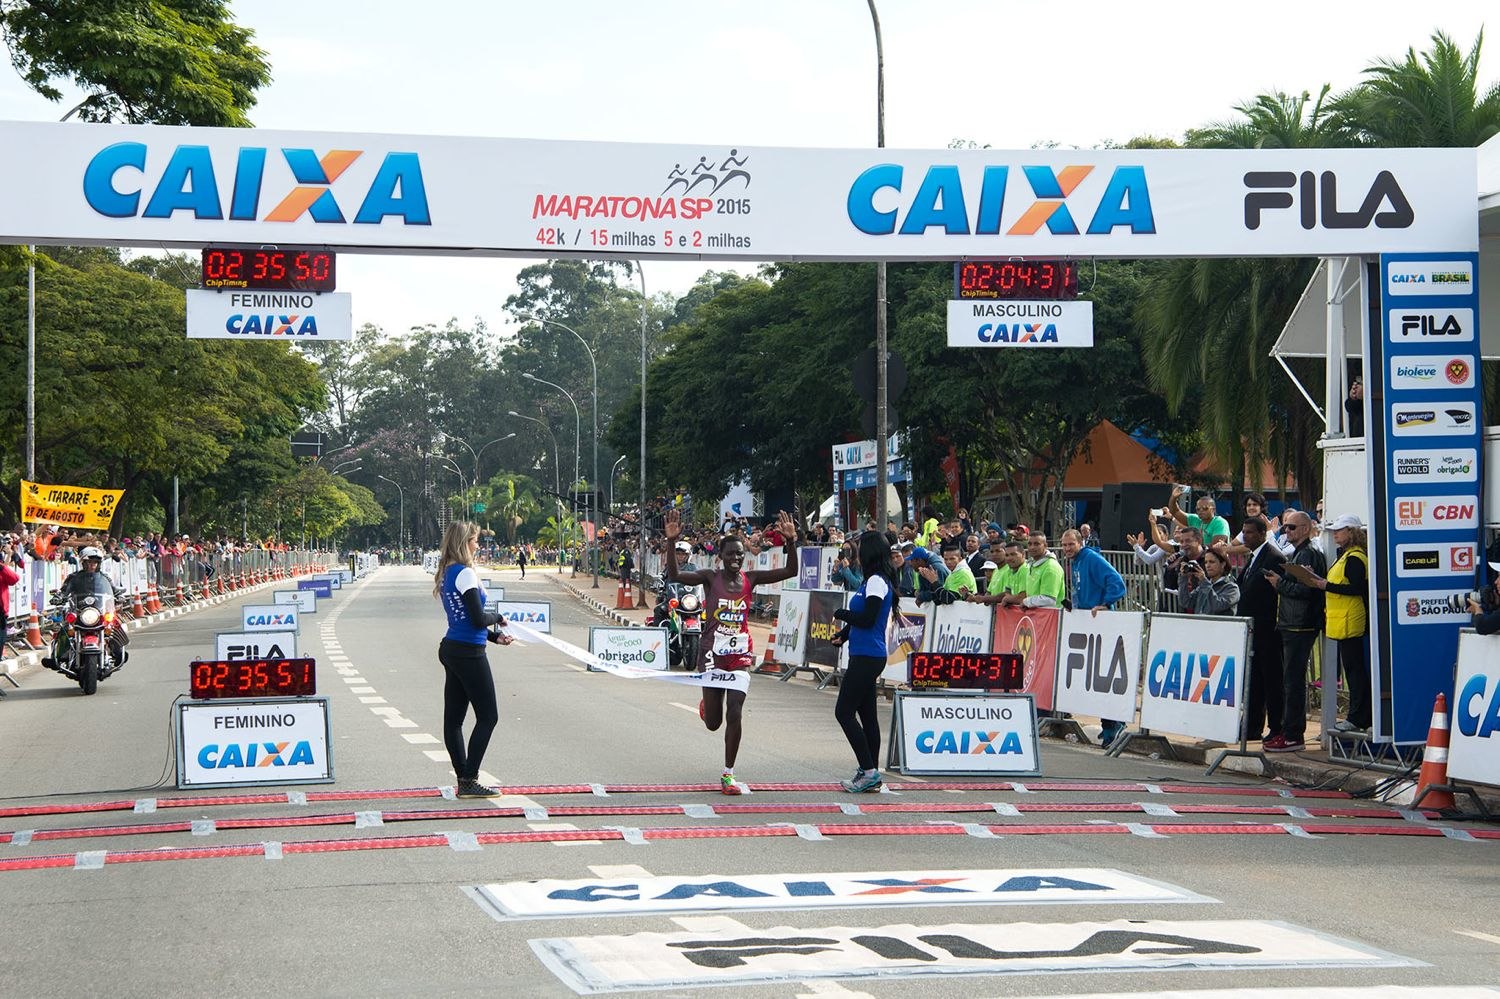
[186,289,352,340]
[947,300,1093,348]
[1138,613,1249,744]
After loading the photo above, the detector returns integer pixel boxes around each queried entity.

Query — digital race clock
[190,659,317,700]
[907,651,1024,691]
[954,259,1078,300]
[201,248,336,292]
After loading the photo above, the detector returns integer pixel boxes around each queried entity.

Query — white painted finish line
[478,869,1214,920]
[529,919,1420,994]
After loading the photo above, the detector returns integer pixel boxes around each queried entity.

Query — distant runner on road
[664,508,800,794]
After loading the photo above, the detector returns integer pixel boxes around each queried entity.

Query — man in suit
[1237,517,1285,743]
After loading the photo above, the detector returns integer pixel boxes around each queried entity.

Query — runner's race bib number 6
[712,630,748,657]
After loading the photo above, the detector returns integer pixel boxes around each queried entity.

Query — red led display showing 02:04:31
[190,659,316,700]
[954,259,1078,300]
[907,651,1024,690]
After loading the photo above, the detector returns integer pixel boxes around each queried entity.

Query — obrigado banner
[21,479,123,530]
[0,122,1476,258]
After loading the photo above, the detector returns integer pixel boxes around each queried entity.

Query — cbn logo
[197,741,314,768]
[847,163,1154,236]
[83,143,431,225]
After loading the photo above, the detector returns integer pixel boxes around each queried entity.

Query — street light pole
[377,474,405,559]
[508,410,563,571]
[523,373,581,576]
[521,313,600,588]
[635,260,648,608]
[868,0,891,531]
[609,455,627,517]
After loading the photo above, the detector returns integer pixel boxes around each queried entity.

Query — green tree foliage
[1329,30,1500,147]
[0,0,271,125]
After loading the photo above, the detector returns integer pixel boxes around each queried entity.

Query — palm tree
[1329,30,1500,147]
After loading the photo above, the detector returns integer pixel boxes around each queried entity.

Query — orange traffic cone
[1414,692,1456,811]
[131,588,145,617]
[145,584,160,613]
[614,577,633,610]
[23,610,43,649]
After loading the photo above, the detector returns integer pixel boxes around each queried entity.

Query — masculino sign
[946,300,1093,348]
[892,691,1040,777]
[0,122,1476,258]
[185,289,352,341]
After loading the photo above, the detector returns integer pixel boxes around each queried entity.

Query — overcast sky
[0,0,1492,333]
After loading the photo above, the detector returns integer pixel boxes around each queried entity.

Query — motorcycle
[649,581,705,670]
[45,576,125,695]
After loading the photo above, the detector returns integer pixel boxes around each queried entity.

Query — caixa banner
[946,300,1094,348]
[186,289,352,340]
[0,122,1476,259]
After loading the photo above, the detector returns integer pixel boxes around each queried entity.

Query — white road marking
[341,676,366,684]
[368,706,403,716]
[797,981,875,999]
[528,821,601,847]
[382,717,417,728]
[1013,990,1500,998]
[424,749,450,762]
[1454,929,1500,947]
[589,864,654,878]
[477,770,501,786]
[669,701,699,714]
[402,733,440,745]
[669,915,752,934]
[359,696,387,704]
[350,686,376,694]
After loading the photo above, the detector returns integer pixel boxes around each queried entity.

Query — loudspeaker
[1113,482,1173,549]
[1098,483,1123,550]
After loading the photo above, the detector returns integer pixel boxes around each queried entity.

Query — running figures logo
[661,150,751,197]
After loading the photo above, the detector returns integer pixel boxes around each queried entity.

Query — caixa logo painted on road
[82,143,431,225]
[1147,650,1236,706]
[197,740,315,769]
[915,730,1025,755]
[847,164,1154,236]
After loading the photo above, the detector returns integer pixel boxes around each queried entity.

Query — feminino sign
[0,122,1476,258]
[186,289,352,340]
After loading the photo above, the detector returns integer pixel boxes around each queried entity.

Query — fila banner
[1139,613,1250,744]
[21,479,124,530]
[0,121,1476,259]
[215,630,298,660]
[1449,630,1500,787]
[1053,610,1145,725]
[991,606,1060,711]
[186,289,352,340]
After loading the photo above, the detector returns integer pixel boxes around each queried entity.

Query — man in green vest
[1019,531,1066,608]
[970,540,1028,605]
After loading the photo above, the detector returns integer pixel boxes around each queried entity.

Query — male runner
[664,508,800,794]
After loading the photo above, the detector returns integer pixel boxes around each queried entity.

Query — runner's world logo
[1392,448,1478,484]
[1394,496,1478,532]
[1388,308,1473,342]
[1386,259,1473,297]
[1390,355,1474,391]
[1390,401,1477,438]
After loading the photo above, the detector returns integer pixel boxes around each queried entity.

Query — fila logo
[1243,170,1413,230]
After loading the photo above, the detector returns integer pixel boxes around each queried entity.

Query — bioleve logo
[83,143,431,225]
[846,163,1154,236]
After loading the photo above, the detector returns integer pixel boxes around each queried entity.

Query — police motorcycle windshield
[75,573,117,609]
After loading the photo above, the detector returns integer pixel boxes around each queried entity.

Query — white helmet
[80,546,104,561]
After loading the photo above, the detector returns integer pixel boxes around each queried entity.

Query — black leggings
[438,638,498,781]
[835,654,885,771]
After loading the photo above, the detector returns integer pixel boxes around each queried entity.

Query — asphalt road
[1,566,1497,998]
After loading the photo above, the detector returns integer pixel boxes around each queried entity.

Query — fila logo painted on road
[847,163,1154,236]
[474,868,1210,919]
[1243,170,1413,230]
[83,143,431,224]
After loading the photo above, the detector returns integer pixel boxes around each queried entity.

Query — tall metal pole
[522,373,581,574]
[25,245,35,481]
[635,261,648,607]
[378,475,405,559]
[525,315,600,588]
[508,410,562,571]
[868,0,890,531]
[609,454,626,517]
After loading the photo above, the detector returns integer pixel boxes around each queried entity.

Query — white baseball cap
[1325,514,1363,531]
[674,541,691,553]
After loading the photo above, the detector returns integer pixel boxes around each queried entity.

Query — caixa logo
[83,143,431,224]
[1243,170,1413,230]
[847,163,1154,236]
[197,740,315,769]
[915,730,1025,754]
[1147,650,1236,706]
[247,612,296,627]
[1457,673,1500,739]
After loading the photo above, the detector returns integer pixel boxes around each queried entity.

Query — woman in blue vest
[433,521,511,797]
[831,531,904,793]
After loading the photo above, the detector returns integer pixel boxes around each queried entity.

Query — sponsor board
[529,918,1417,993]
[474,868,1213,919]
[927,600,993,655]
[1394,543,1476,578]
[881,600,928,679]
[272,588,317,613]
[797,546,823,589]
[1392,495,1479,532]
[242,604,299,632]
[891,691,1039,776]
[1386,307,1473,342]
[1389,401,1477,437]
[480,580,505,601]
[946,299,1094,348]
[830,435,902,471]
[492,600,552,634]
[1450,630,1500,787]
[588,626,668,672]
[1385,258,1474,296]
[215,630,297,660]
[773,589,810,667]
[297,577,333,599]
[1395,589,1472,626]
[175,697,333,788]
[1139,614,1249,744]
[1053,610,1145,725]
[312,572,342,590]
[185,289,353,341]
[991,606,1059,710]
[1388,355,1474,391]
[1391,448,1478,484]
[803,589,847,668]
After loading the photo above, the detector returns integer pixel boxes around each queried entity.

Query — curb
[0,573,331,689]
[552,578,638,628]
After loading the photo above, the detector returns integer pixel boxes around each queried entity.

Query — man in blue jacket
[1060,529,1128,745]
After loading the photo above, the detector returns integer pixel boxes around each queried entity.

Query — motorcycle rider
[44,547,130,671]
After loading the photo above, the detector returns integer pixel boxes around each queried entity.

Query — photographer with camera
[1467,560,1500,635]
[1183,547,1240,616]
